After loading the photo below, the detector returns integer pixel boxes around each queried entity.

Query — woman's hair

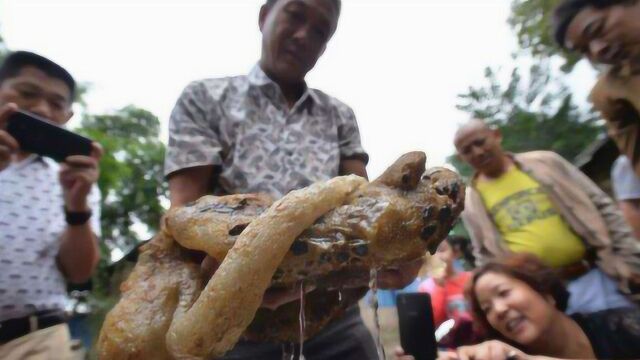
[446,235,476,269]
[465,253,570,338]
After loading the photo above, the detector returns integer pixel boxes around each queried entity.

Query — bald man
[455,120,640,313]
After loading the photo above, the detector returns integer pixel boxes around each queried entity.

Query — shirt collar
[248,64,274,87]
[470,153,519,186]
[247,64,322,106]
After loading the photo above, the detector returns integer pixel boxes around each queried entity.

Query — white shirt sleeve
[611,156,640,201]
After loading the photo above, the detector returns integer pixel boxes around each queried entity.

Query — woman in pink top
[419,237,473,327]
[419,236,479,349]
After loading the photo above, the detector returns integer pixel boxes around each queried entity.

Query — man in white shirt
[0,51,102,359]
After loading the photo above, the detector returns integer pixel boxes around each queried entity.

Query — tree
[71,106,168,355]
[509,0,580,71]
[451,60,602,177]
[77,106,167,273]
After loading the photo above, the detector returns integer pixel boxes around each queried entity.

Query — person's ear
[318,43,328,58]
[259,4,270,32]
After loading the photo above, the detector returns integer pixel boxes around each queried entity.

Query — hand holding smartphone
[5,109,93,162]
[0,104,21,171]
[397,293,438,360]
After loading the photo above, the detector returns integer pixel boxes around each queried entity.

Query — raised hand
[0,103,19,172]
[454,340,531,360]
[59,142,103,211]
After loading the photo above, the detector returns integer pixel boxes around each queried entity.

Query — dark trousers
[221,306,378,360]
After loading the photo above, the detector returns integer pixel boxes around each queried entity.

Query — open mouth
[505,316,525,334]
[473,155,492,168]
[283,49,304,64]
[606,45,627,63]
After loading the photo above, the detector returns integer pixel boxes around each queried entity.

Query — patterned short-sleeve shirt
[164,65,368,198]
[0,155,101,321]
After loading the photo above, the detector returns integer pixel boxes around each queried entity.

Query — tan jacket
[591,69,640,177]
[462,151,640,301]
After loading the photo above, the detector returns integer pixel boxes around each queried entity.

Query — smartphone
[397,293,438,360]
[6,110,93,162]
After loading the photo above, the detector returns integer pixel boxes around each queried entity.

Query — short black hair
[265,0,341,16]
[446,235,476,268]
[0,51,76,101]
[552,0,636,49]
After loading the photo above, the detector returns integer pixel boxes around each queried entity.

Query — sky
[0,0,595,178]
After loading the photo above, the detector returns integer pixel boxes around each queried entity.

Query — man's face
[0,66,73,125]
[455,127,505,175]
[565,2,640,66]
[259,0,339,84]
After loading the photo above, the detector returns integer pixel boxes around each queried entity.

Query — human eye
[50,100,65,112]
[16,86,39,99]
[312,25,328,41]
[585,18,605,39]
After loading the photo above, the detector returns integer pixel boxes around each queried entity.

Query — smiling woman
[454,253,640,360]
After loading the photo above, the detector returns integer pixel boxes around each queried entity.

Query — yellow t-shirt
[476,166,586,268]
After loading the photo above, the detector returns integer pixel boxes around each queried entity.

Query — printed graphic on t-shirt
[489,187,558,232]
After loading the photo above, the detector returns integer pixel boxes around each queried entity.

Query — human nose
[470,145,484,158]
[292,24,312,44]
[493,299,509,319]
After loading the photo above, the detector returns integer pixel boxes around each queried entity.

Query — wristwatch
[64,207,92,226]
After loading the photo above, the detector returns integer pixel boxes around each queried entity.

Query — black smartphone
[397,293,438,360]
[6,110,93,162]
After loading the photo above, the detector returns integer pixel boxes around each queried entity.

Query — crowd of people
[398,1,640,358]
[1,0,640,359]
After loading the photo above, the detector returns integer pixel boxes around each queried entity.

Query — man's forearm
[168,165,216,207]
[339,158,368,179]
[58,224,100,284]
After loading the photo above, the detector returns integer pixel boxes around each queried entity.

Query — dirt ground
[359,299,401,360]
